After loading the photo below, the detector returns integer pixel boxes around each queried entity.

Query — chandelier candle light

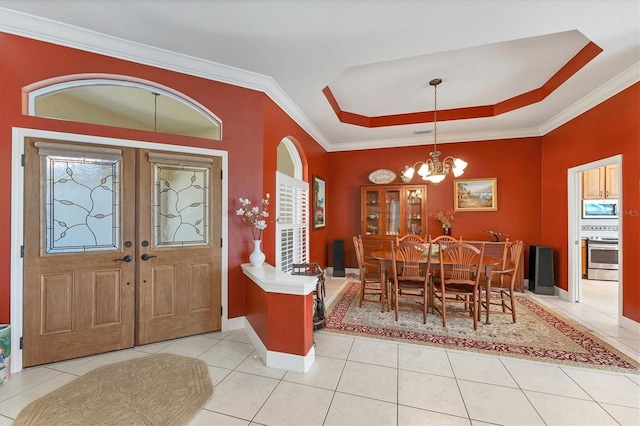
[401,78,468,184]
[236,194,270,266]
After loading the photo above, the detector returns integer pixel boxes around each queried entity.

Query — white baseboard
[265,347,315,373]
[619,315,640,334]
[226,315,245,331]
[243,318,314,373]
[242,318,267,359]
[555,285,570,300]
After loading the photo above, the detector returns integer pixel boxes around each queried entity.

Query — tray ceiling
[0,0,638,151]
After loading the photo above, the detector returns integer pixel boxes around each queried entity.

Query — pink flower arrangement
[430,208,454,228]
[236,194,270,240]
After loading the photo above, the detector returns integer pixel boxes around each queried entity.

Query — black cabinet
[332,239,345,277]
[529,245,555,295]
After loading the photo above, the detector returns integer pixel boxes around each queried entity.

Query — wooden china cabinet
[360,184,427,256]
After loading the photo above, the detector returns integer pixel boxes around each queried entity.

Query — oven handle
[588,264,619,270]
[588,244,619,249]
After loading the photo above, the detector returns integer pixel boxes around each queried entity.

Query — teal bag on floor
[0,324,10,386]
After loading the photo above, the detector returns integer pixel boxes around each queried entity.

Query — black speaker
[529,245,555,295]
[333,239,345,277]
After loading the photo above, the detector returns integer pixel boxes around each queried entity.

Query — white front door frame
[10,127,229,373]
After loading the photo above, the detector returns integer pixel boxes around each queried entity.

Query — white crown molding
[330,127,542,152]
[539,62,640,135]
[0,8,332,151]
[2,8,636,153]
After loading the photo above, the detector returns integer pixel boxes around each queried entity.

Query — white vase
[249,239,265,266]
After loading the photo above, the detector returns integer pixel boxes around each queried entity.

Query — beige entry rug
[14,354,213,426]
[324,281,639,373]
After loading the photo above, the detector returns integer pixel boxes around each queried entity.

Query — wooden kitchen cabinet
[582,165,618,199]
[361,184,427,254]
[604,165,619,198]
[582,168,600,199]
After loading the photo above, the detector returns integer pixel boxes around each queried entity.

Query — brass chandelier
[401,78,467,184]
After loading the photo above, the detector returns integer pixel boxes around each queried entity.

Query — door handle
[141,253,157,261]
[115,255,133,262]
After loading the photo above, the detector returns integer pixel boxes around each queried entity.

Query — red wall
[262,98,330,266]
[541,83,640,321]
[0,33,327,322]
[245,277,314,355]
[1,32,638,327]
[325,85,639,323]
[326,138,543,269]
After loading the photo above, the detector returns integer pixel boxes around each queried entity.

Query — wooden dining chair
[396,234,426,245]
[389,241,432,323]
[353,235,385,312]
[481,240,524,324]
[431,242,485,330]
[429,235,462,247]
[429,235,462,264]
[428,235,463,300]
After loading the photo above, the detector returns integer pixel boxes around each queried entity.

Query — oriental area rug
[14,354,213,426]
[324,281,639,373]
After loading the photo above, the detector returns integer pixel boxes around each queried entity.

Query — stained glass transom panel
[44,156,120,253]
[154,164,210,247]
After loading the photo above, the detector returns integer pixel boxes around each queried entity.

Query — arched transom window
[28,79,221,140]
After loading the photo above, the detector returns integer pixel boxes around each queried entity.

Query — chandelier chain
[400,78,467,184]
[433,80,437,152]
[153,92,159,132]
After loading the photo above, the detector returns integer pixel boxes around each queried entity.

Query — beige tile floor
[0,276,638,425]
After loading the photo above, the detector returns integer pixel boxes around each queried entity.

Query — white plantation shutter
[276,171,309,273]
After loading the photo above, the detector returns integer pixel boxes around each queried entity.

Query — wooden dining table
[370,248,501,323]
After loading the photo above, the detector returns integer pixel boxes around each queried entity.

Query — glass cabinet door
[385,189,401,236]
[364,189,380,235]
[405,188,424,235]
[362,184,426,239]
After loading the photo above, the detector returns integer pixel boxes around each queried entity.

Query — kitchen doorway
[567,155,622,322]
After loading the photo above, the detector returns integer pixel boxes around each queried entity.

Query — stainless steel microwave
[582,199,618,219]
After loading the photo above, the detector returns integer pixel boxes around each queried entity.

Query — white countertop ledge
[241,263,317,295]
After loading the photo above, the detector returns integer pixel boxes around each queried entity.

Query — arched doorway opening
[275,137,309,272]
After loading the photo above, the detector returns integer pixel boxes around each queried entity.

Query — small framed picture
[312,175,326,229]
[454,178,497,212]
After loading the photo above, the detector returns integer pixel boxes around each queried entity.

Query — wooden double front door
[22,138,222,367]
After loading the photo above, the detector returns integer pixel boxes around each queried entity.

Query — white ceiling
[1,0,638,152]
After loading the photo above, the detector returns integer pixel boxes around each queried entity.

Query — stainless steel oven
[587,238,618,281]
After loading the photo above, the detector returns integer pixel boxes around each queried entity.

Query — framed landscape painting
[454,178,497,212]
[312,175,326,229]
